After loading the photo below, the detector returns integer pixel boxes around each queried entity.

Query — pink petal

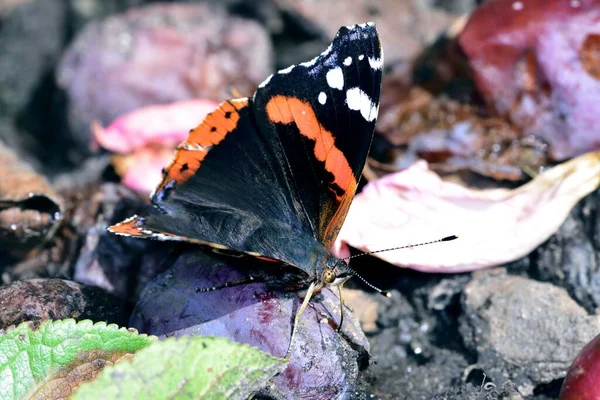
[92,99,218,153]
[334,153,600,273]
[118,147,175,196]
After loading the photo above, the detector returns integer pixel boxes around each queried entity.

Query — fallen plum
[129,250,370,400]
[57,3,272,149]
[459,0,600,160]
[560,332,600,400]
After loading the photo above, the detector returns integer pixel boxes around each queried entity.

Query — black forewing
[139,102,318,270]
[252,23,383,247]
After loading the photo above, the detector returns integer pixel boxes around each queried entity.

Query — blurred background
[4,1,600,398]
[0,0,478,174]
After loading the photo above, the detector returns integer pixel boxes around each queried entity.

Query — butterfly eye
[322,268,336,284]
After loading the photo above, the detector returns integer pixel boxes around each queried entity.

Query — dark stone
[0,0,70,169]
[0,278,127,329]
[533,189,600,313]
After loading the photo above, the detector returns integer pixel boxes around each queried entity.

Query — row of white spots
[326,67,344,90]
[345,22,375,29]
[346,87,378,122]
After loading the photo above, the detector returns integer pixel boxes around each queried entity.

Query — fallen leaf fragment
[343,288,379,333]
[334,152,600,273]
[0,141,63,258]
[375,87,549,181]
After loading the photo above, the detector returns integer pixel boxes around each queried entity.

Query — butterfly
[109,22,384,356]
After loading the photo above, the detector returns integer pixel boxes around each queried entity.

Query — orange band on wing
[265,95,355,200]
[154,99,249,195]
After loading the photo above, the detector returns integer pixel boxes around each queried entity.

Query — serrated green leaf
[0,319,154,400]
[72,336,286,400]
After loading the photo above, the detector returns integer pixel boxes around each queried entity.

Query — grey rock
[460,268,600,396]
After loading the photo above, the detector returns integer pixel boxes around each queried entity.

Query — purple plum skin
[130,250,370,399]
[560,332,600,400]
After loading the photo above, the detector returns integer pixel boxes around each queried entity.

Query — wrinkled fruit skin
[459,0,600,160]
[560,332,600,399]
[130,251,370,400]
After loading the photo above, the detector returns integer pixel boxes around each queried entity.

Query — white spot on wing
[346,87,378,122]
[149,232,184,242]
[343,56,352,66]
[326,67,344,90]
[368,57,383,70]
[358,54,365,61]
[318,92,327,104]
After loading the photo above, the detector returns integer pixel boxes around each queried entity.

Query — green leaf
[0,319,154,400]
[72,336,286,400]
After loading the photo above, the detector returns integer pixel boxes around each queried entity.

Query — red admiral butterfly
[110,22,384,355]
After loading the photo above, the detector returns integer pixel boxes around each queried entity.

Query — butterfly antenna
[343,235,458,297]
[345,265,391,298]
[345,235,458,260]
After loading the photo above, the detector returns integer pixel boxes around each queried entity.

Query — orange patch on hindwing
[265,95,355,200]
[154,99,249,196]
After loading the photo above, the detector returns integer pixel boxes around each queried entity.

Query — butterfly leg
[335,276,353,332]
[195,275,260,292]
[337,284,345,332]
[285,281,318,360]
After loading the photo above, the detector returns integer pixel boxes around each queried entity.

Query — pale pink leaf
[334,153,600,273]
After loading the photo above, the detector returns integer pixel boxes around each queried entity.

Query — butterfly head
[320,260,354,287]
[318,256,391,297]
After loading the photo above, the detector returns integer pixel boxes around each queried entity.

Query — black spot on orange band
[153,98,249,198]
